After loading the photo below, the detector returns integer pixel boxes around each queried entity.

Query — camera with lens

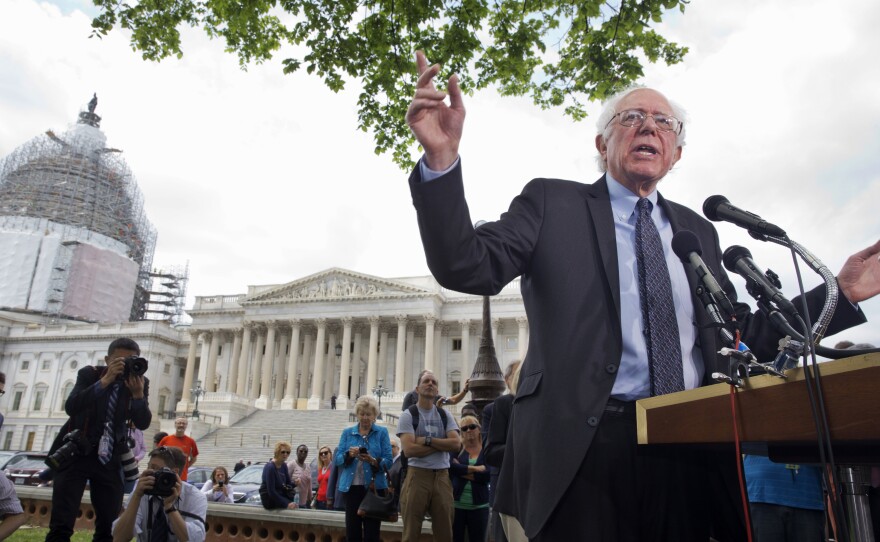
[122,356,148,379]
[144,467,178,497]
[45,429,92,471]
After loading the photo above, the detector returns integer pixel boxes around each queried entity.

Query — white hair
[595,86,688,172]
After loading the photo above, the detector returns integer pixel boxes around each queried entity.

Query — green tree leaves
[89,0,688,169]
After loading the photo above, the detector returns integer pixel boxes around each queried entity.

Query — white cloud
[1,0,878,345]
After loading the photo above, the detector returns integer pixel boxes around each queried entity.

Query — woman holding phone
[334,396,393,542]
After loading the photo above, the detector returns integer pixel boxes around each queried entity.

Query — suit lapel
[583,177,621,318]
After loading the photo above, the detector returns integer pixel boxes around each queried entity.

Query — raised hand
[838,239,880,303]
[405,50,466,171]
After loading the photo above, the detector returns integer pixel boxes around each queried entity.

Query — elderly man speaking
[404,50,880,542]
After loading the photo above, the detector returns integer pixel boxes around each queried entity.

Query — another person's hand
[100,357,125,387]
[405,50,465,171]
[125,374,145,399]
[132,469,154,498]
[838,240,880,303]
[348,446,360,458]
[287,502,298,510]
[163,476,182,509]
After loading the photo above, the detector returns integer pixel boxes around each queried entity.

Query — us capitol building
[0,98,527,452]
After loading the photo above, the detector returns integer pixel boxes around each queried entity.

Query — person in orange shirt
[159,417,199,481]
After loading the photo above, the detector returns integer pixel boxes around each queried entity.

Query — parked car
[227,464,264,505]
[0,451,40,471]
[5,453,50,487]
[185,466,214,490]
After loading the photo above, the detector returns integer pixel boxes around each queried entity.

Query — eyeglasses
[605,109,682,134]
[461,424,479,432]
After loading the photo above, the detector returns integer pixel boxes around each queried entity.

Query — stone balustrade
[16,486,434,542]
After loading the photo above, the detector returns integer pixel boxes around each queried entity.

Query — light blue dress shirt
[605,174,703,400]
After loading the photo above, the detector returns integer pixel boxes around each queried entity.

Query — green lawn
[6,526,94,542]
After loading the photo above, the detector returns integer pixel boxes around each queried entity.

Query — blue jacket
[334,423,393,492]
[450,447,490,506]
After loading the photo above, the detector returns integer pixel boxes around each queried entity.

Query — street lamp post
[191,379,205,420]
[372,377,388,420]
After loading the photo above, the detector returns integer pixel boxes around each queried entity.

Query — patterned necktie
[635,198,684,396]
[97,383,119,465]
[150,499,169,542]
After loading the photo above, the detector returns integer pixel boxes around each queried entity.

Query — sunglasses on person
[280,450,291,455]
[319,450,331,456]
[461,424,480,432]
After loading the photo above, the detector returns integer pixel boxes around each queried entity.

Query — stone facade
[0,267,527,449]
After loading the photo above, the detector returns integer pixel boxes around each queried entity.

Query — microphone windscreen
[702,195,729,221]
[671,230,702,262]
[722,245,753,272]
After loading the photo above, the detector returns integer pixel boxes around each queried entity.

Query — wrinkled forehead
[616,89,674,115]
[419,372,438,385]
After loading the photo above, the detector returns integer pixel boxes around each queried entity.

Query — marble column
[337,317,353,410]
[378,328,389,387]
[281,320,301,409]
[236,322,253,396]
[275,329,289,405]
[249,327,265,400]
[298,331,313,405]
[205,330,221,393]
[179,330,200,407]
[227,328,243,393]
[492,318,502,347]
[365,316,380,393]
[351,327,363,399]
[197,332,211,388]
[460,319,472,380]
[308,319,327,410]
[517,316,529,360]
[405,325,415,390]
[437,324,446,395]
[423,315,436,373]
[324,329,337,400]
[256,321,277,409]
[394,315,407,392]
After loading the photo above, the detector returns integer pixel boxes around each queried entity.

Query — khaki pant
[400,466,454,542]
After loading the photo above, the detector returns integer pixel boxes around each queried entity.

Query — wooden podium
[636,353,880,463]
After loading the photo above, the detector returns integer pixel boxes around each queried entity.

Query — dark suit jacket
[409,162,865,537]
[50,365,151,461]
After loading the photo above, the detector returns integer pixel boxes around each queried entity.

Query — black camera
[359,446,368,454]
[144,467,178,497]
[46,429,92,471]
[217,481,224,488]
[122,356,148,379]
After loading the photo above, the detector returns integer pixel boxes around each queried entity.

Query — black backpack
[396,405,449,491]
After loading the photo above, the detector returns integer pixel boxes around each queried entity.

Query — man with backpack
[397,370,461,542]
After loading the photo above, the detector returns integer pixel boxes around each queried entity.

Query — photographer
[113,446,207,542]
[47,338,152,542]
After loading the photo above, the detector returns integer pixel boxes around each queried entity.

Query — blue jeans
[750,502,824,542]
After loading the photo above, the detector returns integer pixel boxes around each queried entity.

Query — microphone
[722,245,799,318]
[671,230,737,319]
[703,195,787,237]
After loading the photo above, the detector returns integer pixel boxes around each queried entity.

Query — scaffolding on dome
[0,101,157,322]
[142,262,190,326]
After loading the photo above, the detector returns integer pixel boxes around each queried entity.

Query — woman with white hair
[334,395,393,542]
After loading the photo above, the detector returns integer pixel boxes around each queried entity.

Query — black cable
[788,246,850,542]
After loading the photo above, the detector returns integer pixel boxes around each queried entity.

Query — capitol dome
[0,95,157,322]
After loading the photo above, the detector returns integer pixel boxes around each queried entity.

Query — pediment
[242,268,432,305]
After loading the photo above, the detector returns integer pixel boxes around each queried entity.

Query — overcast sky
[1,0,878,346]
